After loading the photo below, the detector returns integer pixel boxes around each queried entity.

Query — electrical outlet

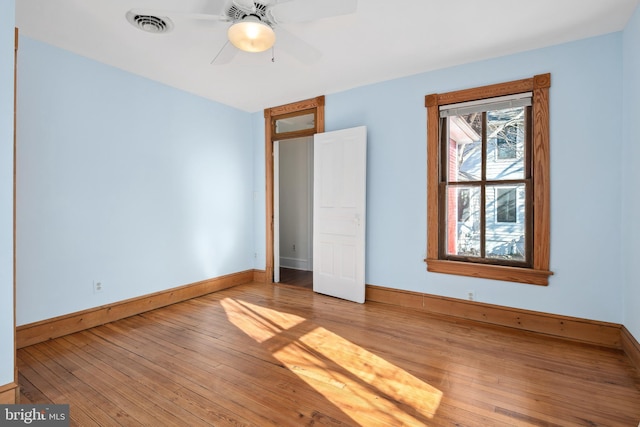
[292,244,296,252]
[93,281,103,294]
[466,290,475,301]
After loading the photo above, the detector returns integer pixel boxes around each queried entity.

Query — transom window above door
[274,112,315,135]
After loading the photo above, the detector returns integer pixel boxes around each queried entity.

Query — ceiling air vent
[126,11,173,34]
[226,2,269,22]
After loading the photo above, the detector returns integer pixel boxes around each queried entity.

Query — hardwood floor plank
[18,282,640,426]
[16,372,47,405]
[279,268,313,289]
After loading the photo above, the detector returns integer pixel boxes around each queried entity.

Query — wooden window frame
[425,74,552,286]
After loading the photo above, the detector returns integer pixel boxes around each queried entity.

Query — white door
[313,126,367,303]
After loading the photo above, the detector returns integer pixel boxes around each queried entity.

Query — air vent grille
[126,11,173,34]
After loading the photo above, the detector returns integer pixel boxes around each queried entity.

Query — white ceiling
[15,0,639,112]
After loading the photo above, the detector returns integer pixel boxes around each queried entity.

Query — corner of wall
[0,0,16,390]
[622,1,640,344]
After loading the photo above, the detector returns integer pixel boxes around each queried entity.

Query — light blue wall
[623,4,640,339]
[0,0,15,386]
[320,33,625,323]
[16,37,255,325]
[252,113,266,270]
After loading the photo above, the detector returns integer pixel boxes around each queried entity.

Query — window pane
[445,186,481,257]
[485,184,526,261]
[486,107,525,180]
[446,114,482,182]
[275,113,315,133]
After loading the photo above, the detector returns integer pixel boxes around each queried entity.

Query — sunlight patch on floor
[221,297,443,425]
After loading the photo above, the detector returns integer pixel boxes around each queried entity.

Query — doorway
[277,136,314,288]
[264,96,325,287]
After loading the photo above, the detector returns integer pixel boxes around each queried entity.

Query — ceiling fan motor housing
[227,2,272,24]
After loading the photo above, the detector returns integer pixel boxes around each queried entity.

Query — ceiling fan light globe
[228,18,275,53]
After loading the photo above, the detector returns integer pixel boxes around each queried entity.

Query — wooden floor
[279,267,313,289]
[18,283,640,426]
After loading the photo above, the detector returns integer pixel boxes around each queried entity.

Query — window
[425,74,552,285]
[496,187,517,223]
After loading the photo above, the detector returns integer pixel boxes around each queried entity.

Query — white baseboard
[280,257,311,270]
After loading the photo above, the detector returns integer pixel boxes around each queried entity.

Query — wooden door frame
[264,96,325,284]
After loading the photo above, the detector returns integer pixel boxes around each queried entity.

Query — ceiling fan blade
[197,0,229,16]
[275,27,322,64]
[232,0,257,13]
[210,40,239,65]
[269,0,357,24]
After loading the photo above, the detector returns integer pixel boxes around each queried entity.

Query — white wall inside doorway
[278,136,313,271]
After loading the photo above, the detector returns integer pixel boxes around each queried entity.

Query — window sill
[425,259,552,286]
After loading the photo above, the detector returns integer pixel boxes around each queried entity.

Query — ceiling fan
[126,0,358,65]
